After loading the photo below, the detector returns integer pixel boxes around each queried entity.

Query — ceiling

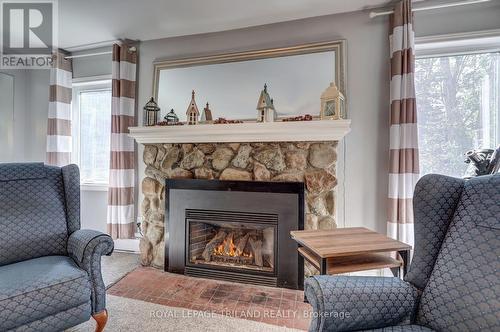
[59,0,391,49]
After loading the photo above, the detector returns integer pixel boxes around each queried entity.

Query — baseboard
[113,238,140,252]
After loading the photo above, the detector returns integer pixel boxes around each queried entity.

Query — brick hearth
[108,267,312,330]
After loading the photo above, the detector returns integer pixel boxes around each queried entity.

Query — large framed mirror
[152,40,346,123]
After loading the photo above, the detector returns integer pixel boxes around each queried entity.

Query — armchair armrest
[68,229,114,314]
[304,275,418,332]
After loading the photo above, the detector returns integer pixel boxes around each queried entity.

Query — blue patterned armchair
[305,174,500,331]
[0,163,114,332]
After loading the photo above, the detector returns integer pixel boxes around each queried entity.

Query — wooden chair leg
[92,309,108,332]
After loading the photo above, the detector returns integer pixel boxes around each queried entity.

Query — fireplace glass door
[187,212,277,274]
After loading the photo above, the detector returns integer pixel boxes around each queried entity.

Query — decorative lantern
[164,109,179,124]
[320,82,345,120]
[144,97,160,126]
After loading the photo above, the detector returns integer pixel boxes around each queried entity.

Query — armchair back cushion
[405,174,464,290]
[0,163,70,266]
[415,174,500,331]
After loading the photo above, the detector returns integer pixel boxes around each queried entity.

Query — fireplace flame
[213,237,252,258]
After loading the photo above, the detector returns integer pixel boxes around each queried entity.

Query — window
[72,79,112,187]
[415,43,500,177]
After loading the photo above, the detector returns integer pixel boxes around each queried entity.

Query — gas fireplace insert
[165,179,304,289]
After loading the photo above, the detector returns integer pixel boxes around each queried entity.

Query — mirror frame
[152,39,347,118]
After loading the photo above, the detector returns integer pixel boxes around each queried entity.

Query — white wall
[136,1,500,234]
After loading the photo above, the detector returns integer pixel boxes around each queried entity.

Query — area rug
[68,295,300,332]
[101,252,140,288]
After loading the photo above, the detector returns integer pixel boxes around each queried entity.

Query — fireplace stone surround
[139,141,338,277]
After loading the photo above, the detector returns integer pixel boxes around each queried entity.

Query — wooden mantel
[129,120,351,144]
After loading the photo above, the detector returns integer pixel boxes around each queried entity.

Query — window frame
[414,30,500,177]
[71,76,112,191]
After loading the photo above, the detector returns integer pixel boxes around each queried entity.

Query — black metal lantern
[164,109,179,124]
[144,97,160,126]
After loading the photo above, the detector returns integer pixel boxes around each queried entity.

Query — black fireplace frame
[185,211,279,276]
[164,179,305,289]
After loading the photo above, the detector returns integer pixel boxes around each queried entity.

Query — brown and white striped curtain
[107,43,137,239]
[388,0,419,246]
[46,51,72,166]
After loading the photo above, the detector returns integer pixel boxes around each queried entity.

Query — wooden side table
[291,227,412,278]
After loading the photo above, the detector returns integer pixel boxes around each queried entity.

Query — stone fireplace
[139,141,338,277]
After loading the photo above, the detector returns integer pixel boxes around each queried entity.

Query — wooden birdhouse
[320,82,345,120]
[186,90,199,125]
[201,102,213,124]
[256,84,276,122]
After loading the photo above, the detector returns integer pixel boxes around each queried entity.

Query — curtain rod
[64,46,136,59]
[369,0,491,18]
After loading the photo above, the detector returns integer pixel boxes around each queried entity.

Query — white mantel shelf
[129,120,351,144]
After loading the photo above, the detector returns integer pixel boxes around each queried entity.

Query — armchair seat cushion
[0,256,91,331]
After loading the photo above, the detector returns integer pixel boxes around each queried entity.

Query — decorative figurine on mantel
[256,84,276,122]
[164,109,179,124]
[282,114,313,122]
[186,90,200,125]
[320,82,345,120]
[143,97,160,126]
[201,102,213,124]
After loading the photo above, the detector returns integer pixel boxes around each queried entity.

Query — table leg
[398,249,411,277]
[320,258,327,275]
[390,266,400,278]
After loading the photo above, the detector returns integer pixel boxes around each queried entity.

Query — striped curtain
[107,43,137,239]
[47,51,72,166]
[388,0,419,246]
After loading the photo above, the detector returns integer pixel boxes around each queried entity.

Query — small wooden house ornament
[201,102,213,124]
[186,90,199,125]
[320,82,345,120]
[256,84,276,122]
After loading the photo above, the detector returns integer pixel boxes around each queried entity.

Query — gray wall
[0,72,15,161]
[25,70,51,161]
[1,1,498,235]
[415,0,500,37]
[137,1,500,233]
[137,10,389,232]
[72,46,112,78]
[0,69,48,162]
